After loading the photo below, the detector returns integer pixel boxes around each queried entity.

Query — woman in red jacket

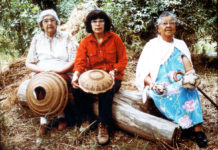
[71,9,128,145]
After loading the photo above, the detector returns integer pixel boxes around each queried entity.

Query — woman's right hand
[151,83,166,95]
[71,71,80,88]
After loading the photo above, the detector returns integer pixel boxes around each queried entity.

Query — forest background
[0,0,217,149]
[0,0,217,66]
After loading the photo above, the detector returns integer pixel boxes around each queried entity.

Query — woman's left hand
[109,69,118,79]
[182,73,201,89]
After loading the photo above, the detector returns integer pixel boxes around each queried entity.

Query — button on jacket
[73,31,128,80]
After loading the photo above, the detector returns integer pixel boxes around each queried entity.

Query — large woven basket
[26,72,68,117]
[78,69,114,94]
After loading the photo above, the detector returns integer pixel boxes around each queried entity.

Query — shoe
[181,128,193,139]
[36,124,47,137]
[79,121,89,132]
[194,131,207,148]
[97,123,109,145]
[58,118,67,131]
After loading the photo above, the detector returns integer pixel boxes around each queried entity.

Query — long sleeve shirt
[26,30,78,73]
[73,31,128,80]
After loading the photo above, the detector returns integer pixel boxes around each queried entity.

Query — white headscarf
[37,9,60,25]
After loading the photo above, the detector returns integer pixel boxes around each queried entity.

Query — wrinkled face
[41,15,57,37]
[91,17,105,34]
[158,16,176,41]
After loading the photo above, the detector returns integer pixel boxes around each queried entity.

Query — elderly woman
[71,10,128,145]
[25,9,78,137]
[135,11,207,148]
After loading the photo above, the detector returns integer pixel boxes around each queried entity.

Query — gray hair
[37,9,60,25]
[156,11,177,26]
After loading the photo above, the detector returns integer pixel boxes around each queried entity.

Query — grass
[0,53,18,72]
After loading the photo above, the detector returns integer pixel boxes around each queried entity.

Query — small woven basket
[79,69,114,94]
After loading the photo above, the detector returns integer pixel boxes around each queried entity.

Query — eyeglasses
[91,19,105,24]
[160,22,176,26]
[42,19,56,24]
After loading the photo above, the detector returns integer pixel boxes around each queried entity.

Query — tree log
[93,90,180,145]
[17,82,180,145]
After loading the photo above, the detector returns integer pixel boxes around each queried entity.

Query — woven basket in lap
[26,72,68,117]
[78,69,114,94]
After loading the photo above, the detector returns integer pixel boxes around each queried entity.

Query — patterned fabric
[147,48,203,129]
[135,36,192,93]
[26,30,78,75]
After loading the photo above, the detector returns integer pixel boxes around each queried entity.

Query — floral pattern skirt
[147,48,203,129]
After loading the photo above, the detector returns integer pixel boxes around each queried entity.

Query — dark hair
[85,10,112,33]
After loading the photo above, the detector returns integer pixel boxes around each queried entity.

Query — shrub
[0,0,40,56]
[100,0,217,55]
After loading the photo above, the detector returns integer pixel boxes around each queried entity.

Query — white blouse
[26,30,78,73]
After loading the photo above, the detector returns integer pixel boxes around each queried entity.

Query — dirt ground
[0,56,217,150]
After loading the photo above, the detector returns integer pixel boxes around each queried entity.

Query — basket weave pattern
[79,69,114,94]
[26,72,68,117]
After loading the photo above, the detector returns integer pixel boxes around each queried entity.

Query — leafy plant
[56,0,83,23]
[0,0,40,56]
[100,0,217,54]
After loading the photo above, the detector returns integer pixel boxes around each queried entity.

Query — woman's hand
[109,69,118,79]
[144,74,166,95]
[151,83,167,95]
[71,71,80,88]
[182,72,201,89]
[144,74,155,87]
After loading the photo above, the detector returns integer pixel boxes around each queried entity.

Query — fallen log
[93,90,180,145]
[17,82,180,145]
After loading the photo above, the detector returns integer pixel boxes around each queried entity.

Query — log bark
[17,82,180,145]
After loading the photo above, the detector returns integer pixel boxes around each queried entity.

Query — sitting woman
[25,9,78,137]
[135,11,207,148]
[71,10,128,145]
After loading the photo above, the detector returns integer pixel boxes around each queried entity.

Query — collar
[158,35,174,44]
[88,31,113,43]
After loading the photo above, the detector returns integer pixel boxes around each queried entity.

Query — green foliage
[56,0,83,23]
[100,0,217,54]
[0,0,217,57]
[0,0,40,56]
[30,0,59,10]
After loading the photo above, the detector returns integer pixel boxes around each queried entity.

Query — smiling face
[158,16,176,42]
[91,17,105,34]
[41,15,57,37]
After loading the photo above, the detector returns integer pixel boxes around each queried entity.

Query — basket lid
[78,69,114,94]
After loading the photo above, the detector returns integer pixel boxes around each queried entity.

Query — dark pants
[72,79,121,125]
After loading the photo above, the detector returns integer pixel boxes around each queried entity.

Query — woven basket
[78,69,114,94]
[26,72,68,117]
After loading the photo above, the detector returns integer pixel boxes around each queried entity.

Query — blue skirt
[147,48,203,129]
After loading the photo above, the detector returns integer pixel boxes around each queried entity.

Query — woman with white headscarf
[25,9,78,137]
[135,11,207,148]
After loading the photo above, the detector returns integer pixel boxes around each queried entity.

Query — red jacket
[73,31,128,80]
